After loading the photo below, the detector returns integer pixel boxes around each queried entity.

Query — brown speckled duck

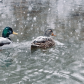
[31,29,56,48]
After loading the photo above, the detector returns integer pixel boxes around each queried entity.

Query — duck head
[44,29,56,37]
[2,27,18,38]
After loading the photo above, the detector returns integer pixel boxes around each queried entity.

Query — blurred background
[0,0,84,84]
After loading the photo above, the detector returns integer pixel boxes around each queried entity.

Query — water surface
[0,0,84,84]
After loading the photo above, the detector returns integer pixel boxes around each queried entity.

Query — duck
[31,29,56,48]
[0,27,18,46]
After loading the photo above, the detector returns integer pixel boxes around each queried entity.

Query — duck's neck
[44,34,50,37]
[2,34,9,38]
[2,35,11,40]
[44,32,51,37]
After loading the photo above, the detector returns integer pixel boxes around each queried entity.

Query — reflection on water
[0,0,84,84]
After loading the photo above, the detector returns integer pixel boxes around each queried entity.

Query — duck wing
[31,36,55,48]
[0,37,11,46]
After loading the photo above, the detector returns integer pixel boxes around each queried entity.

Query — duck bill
[13,31,18,35]
[51,33,56,36]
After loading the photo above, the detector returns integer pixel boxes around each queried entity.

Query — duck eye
[9,31,12,34]
[49,30,51,31]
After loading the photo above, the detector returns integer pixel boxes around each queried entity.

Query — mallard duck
[0,27,18,46]
[31,29,56,48]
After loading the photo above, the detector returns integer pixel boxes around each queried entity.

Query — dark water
[0,0,84,84]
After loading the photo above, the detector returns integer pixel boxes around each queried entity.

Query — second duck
[31,29,56,49]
